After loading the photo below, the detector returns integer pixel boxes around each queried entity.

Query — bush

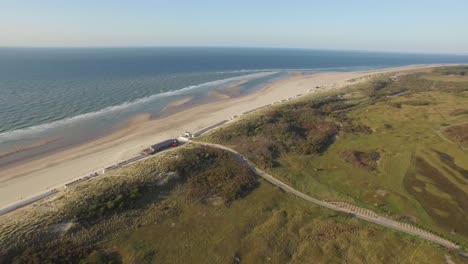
[206,97,343,170]
[373,80,391,91]
[341,150,381,170]
[180,148,258,205]
[342,123,372,134]
[390,102,402,108]
[401,100,432,106]
[11,241,92,264]
[73,187,144,223]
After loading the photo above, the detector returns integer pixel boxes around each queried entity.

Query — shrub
[373,80,391,91]
[205,97,343,170]
[342,123,372,134]
[390,102,402,108]
[341,150,381,170]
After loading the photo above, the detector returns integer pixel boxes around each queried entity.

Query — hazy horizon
[1,1,467,54]
[1,46,468,57]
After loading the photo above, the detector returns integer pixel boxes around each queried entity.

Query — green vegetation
[404,156,468,239]
[444,123,468,148]
[1,144,462,264]
[435,66,468,76]
[422,66,468,82]
[203,66,468,248]
[164,147,258,205]
[0,145,257,263]
[340,150,380,171]
[74,187,142,223]
[204,95,353,169]
[450,109,468,116]
[110,183,456,264]
[2,66,468,263]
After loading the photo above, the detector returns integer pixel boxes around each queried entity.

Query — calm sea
[0,47,467,163]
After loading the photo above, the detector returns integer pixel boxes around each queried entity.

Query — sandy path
[0,64,454,209]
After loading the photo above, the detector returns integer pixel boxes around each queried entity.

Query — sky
[1,0,467,54]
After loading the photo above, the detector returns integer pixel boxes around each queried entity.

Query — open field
[1,145,464,263]
[203,66,468,248]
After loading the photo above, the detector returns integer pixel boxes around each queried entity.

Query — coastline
[0,64,459,210]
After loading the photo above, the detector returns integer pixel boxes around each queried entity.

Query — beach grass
[202,66,468,248]
[109,182,457,264]
[1,144,463,263]
[2,66,468,263]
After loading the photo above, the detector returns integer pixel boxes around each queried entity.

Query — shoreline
[0,64,461,210]
[0,72,276,169]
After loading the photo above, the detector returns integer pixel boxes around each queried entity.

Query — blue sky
[1,0,467,53]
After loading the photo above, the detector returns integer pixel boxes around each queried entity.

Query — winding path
[193,141,465,254]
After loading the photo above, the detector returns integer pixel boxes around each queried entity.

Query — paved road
[194,141,462,252]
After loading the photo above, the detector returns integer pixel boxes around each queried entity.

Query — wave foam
[0,71,277,143]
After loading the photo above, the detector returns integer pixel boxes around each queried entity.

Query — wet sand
[163,97,194,110]
[208,90,231,99]
[0,138,62,160]
[0,64,455,209]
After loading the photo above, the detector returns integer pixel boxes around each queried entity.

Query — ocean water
[0,47,467,163]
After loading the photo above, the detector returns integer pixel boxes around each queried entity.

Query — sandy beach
[0,64,452,210]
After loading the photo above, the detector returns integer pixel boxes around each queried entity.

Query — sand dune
[0,64,455,210]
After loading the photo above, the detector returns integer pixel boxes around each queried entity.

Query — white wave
[0,71,277,143]
[212,66,380,74]
[213,69,273,74]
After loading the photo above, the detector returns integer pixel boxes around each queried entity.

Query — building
[149,139,179,154]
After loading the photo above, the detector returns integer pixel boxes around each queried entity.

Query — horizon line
[1,45,467,56]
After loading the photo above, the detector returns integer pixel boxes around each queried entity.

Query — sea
[1,47,467,166]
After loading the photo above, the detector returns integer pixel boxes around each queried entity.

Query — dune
[0,64,457,210]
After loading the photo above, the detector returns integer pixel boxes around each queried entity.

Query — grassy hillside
[109,182,456,264]
[1,144,463,263]
[2,66,467,264]
[0,145,257,263]
[203,66,468,248]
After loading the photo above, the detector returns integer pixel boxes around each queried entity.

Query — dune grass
[2,67,468,263]
[203,67,468,248]
[109,181,457,264]
[1,143,463,263]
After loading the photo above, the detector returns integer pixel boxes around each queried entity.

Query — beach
[0,65,451,210]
